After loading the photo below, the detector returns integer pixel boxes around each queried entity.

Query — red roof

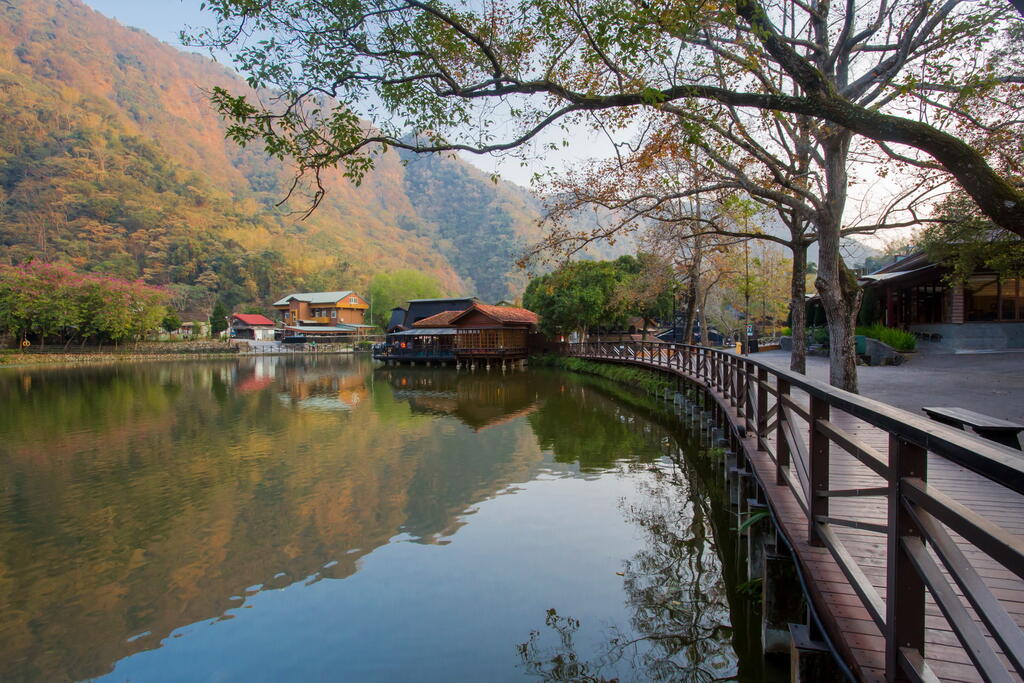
[232,313,275,326]
[412,310,462,328]
[451,303,539,325]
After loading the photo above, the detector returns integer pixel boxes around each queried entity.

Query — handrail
[564,339,1024,682]
[571,340,1024,492]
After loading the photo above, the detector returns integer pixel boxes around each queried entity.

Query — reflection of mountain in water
[0,358,699,682]
[0,357,545,681]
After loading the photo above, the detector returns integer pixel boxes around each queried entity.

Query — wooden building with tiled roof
[375,302,540,364]
[447,303,538,359]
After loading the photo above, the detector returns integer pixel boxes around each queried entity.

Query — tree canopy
[523,255,674,336]
[0,263,168,347]
[921,192,1024,283]
[368,269,445,328]
[190,0,1024,233]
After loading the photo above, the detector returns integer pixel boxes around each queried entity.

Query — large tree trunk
[815,260,862,392]
[698,286,711,349]
[682,261,699,344]
[789,242,808,374]
[815,130,862,393]
[681,285,695,344]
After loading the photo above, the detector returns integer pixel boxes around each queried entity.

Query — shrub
[779,326,792,336]
[810,326,829,346]
[856,324,916,352]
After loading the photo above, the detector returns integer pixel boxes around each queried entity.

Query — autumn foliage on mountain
[0,0,545,313]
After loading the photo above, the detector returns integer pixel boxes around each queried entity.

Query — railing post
[737,358,745,417]
[775,377,790,486]
[744,360,755,433]
[724,356,732,403]
[886,435,927,681]
[808,394,829,547]
[737,359,745,417]
[720,354,727,397]
[757,365,768,451]
[736,358,746,418]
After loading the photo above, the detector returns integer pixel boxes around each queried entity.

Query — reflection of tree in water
[527,375,666,472]
[518,455,756,682]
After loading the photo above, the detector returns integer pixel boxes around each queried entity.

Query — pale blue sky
[79,0,603,189]
[81,0,212,50]
[75,1,899,227]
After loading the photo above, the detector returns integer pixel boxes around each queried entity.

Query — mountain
[0,0,554,310]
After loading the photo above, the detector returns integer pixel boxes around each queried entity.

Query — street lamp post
[744,237,750,355]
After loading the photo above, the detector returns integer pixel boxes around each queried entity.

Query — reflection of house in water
[378,366,542,430]
[234,356,281,393]
[277,363,369,411]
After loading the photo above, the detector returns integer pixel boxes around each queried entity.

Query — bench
[922,406,1024,450]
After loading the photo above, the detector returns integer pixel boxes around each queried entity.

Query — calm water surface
[0,356,763,681]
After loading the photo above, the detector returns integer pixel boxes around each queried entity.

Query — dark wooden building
[859,252,1024,351]
[386,298,479,333]
[446,303,538,359]
[375,302,540,364]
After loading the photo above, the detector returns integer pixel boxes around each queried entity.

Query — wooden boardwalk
[568,342,1024,682]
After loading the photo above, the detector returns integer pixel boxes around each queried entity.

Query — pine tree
[210,301,228,335]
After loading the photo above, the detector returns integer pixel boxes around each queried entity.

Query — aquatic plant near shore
[531,355,672,396]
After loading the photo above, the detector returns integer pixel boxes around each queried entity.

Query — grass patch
[531,355,673,396]
[856,324,917,352]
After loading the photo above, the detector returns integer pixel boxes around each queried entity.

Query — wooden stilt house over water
[374,302,540,364]
[447,303,538,359]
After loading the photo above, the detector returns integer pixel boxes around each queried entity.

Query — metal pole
[744,236,750,355]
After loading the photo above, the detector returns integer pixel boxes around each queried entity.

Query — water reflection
[0,357,757,682]
[517,445,764,682]
[376,366,542,430]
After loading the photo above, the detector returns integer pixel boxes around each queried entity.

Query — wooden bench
[922,406,1024,450]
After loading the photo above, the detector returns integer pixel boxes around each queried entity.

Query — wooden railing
[565,339,1024,681]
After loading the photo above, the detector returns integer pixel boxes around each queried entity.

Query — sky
[80,0,602,190]
[78,0,907,253]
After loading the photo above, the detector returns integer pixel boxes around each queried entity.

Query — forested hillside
[0,0,549,311]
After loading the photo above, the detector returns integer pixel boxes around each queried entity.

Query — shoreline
[0,348,361,370]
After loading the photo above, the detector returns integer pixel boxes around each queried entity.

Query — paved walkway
[753,350,1024,424]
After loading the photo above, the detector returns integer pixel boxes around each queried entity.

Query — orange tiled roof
[454,303,539,325]
[412,310,462,327]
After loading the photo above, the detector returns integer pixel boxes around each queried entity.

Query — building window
[965,275,1023,322]
[332,310,337,318]
[349,296,359,305]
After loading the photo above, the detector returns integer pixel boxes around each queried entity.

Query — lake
[0,355,765,681]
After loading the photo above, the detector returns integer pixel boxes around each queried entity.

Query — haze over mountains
[0,0,561,311]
